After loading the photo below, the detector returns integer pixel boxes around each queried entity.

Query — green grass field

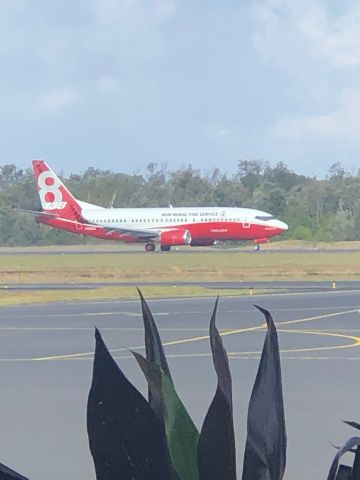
[0,285,269,306]
[0,248,359,305]
[1,251,360,283]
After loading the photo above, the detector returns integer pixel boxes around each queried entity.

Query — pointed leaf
[242,305,287,480]
[138,288,172,378]
[344,421,360,432]
[198,298,237,480]
[138,289,172,418]
[327,437,360,480]
[87,328,171,480]
[0,463,29,480]
[133,351,199,480]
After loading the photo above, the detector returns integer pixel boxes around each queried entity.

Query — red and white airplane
[28,160,288,251]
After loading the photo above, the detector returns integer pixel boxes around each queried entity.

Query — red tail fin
[32,160,83,221]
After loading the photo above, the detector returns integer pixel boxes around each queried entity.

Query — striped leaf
[133,351,199,480]
[138,289,172,421]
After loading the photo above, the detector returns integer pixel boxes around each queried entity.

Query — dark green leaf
[198,298,237,480]
[87,328,171,480]
[351,446,360,479]
[344,421,360,432]
[138,288,172,377]
[138,289,172,417]
[327,438,360,480]
[242,305,287,480]
[0,463,29,480]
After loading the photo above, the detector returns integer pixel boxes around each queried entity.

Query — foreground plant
[87,294,287,480]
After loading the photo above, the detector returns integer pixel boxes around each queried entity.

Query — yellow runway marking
[32,323,266,361]
[24,308,360,362]
[229,328,360,356]
[105,328,360,360]
[1,308,359,362]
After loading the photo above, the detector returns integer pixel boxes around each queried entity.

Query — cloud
[40,87,79,113]
[252,0,360,69]
[297,3,360,67]
[272,88,360,145]
[251,0,360,156]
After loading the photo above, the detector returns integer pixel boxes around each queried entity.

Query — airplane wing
[101,224,159,239]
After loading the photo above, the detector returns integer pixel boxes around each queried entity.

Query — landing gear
[145,242,155,252]
[253,244,260,251]
[160,245,171,252]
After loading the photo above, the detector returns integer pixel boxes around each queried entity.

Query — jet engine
[160,229,192,246]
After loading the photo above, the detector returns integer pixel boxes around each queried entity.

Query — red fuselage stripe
[39,217,284,243]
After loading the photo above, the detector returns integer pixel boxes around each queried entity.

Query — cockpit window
[255,215,275,221]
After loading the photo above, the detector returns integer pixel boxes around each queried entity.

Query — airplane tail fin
[32,160,83,221]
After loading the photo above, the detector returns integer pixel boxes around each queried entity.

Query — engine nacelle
[160,229,192,246]
[254,237,269,244]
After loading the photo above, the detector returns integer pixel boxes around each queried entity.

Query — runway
[0,291,360,479]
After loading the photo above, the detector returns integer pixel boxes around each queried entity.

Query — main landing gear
[145,242,155,252]
[253,244,260,251]
[144,243,172,252]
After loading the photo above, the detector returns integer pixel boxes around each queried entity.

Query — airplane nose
[271,219,288,231]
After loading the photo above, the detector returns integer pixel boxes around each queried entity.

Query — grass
[0,249,359,305]
[0,286,266,306]
[0,251,360,283]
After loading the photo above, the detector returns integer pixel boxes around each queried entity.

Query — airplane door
[242,218,250,229]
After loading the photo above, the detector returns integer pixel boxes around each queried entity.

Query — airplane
[26,160,288,252]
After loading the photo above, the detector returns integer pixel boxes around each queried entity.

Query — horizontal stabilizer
[18,208,59,218]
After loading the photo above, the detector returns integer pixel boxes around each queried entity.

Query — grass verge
[0,286,269,306]
[0,251,360,284]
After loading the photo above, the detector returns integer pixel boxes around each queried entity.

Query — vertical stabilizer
[32,160,83,221]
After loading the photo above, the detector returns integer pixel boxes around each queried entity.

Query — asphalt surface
[0,291,360,479]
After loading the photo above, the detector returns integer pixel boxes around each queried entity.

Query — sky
[1,0,360,178]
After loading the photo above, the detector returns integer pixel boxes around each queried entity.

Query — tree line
[0,160,359,246]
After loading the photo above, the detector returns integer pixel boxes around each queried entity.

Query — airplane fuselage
[40,206,287,244]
